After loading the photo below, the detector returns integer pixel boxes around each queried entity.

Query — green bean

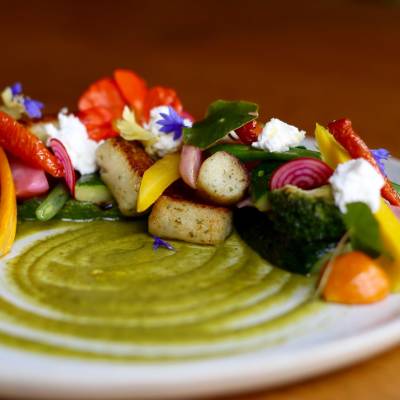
[35,184,69,221]
[392,181,400,194]
[206,144,321,162]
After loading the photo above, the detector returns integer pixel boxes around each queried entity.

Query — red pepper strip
[142,86,183,123]
[328,118,400,206]
[0,111,64,177]
[114,69,148,118]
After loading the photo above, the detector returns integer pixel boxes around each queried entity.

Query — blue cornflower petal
[371,148,390,176]
[10,82,22,96]
[156,106,185,141]
[23,98,44,119]
[152,236,175,251]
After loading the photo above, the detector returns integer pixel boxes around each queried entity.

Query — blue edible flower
[371,148,390,176]
[10,82,22,96]
[157,106,187,141]
[152,236,175,251]
[23,98,44,119]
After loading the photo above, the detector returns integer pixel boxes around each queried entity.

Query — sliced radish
[236,197,253,208]
[49,139,76,196]
[179,145,202,189]
[270,157,333,190]
[9,156,49,199]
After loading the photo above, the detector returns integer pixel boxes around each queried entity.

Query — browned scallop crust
[148,195,233,245]
[96,138,153,216]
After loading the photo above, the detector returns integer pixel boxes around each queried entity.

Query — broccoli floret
[234,207,336,274]
[267,185,345,242]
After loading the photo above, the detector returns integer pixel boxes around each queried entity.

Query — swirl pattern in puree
[0,220,323,361]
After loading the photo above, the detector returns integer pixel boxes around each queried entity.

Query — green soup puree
[0,220,322,361]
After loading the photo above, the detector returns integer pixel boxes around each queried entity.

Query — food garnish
[371,148,390,175]
[269,157,333,190]
[0,111,63,177]
[0,148,17,257]
[322,251,389,304]
[137,153,181,212]
[183,100,258,149]
[0,82,44,120]
[328,118,400,206]
[142,86,183,123]
[35,184,69,222]
[116,106,154,142]
[49,138,76,196]
[152,235,175,251]
[9,155,49,199]
[179,145,202,189]
[113,69,147,117]
[3,69,400,306]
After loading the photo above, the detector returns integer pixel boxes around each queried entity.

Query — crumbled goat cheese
[329,158,384,213]
[252,118,305,152]
[45,111,100,175]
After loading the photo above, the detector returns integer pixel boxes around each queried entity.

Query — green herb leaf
[251,161,284,201]
[342,202,383,258]
[392,181,400,194]
[183,100,258,149]
[205,144,321,162]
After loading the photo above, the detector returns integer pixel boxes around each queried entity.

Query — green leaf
[392,181,400,194]
[206,144,321,162]
[250,161,284,200]
[183,100,258,149]
[342,202,383,258]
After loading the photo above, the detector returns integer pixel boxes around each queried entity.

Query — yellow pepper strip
[376,201,400,291]
[315,123,400,290]
[137,153,181,213]
[0,147,17,257]
[315,123,350,169]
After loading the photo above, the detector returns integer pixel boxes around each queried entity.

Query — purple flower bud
[152,236,175,251]
[10,82,22,96]
[157,106,186,141]
[371,148,390,176]
[23,98,44,119]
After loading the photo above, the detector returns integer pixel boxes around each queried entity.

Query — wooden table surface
[1,1,400,399]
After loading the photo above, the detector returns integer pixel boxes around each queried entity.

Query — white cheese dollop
[45,111,100,175]
[329,158,384,213]
[145,106,192,158]
[252,118,305,152]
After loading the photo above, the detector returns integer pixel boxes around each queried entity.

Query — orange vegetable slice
[0,147,17,257]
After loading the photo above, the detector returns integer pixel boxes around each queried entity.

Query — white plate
[0,151,399,400]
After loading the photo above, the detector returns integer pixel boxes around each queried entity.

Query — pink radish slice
[390,205,400,221]
[270,157,333,190]
[10,156,49,199]
[236,197,253,208]
[49,139,76,196]
[179,145,202,189]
